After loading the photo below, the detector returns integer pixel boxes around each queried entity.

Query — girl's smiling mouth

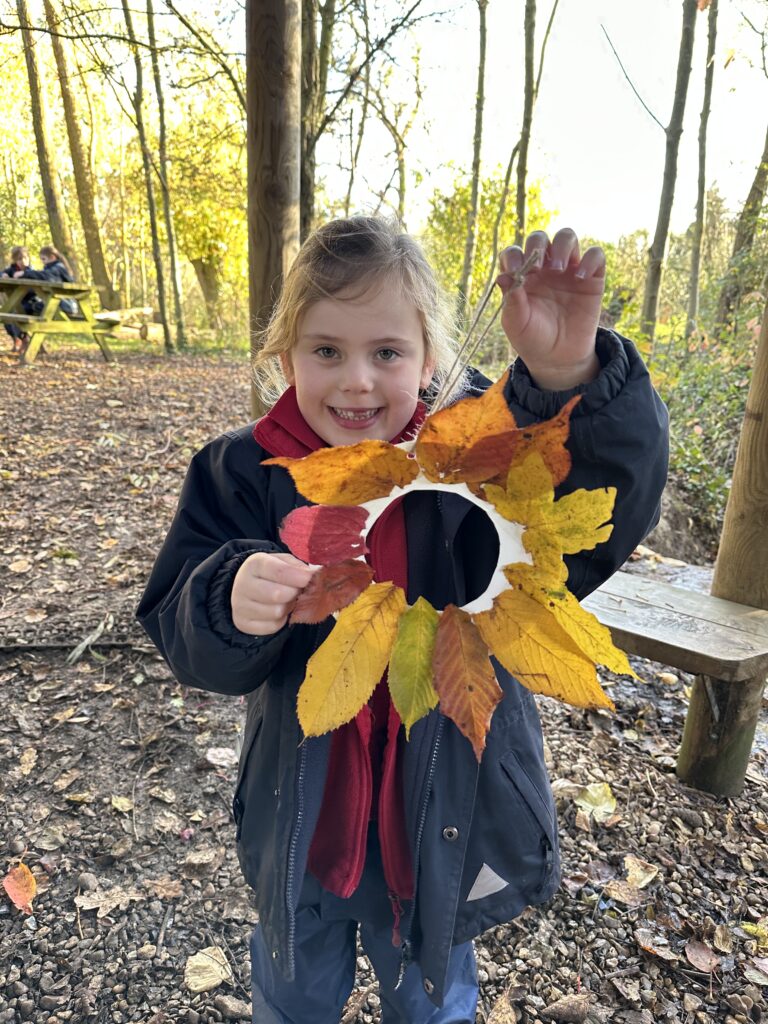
[329,407,382,425]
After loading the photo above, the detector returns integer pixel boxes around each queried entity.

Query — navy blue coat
[137,330,668,1006]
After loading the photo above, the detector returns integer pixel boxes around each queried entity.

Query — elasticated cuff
[206,543,288,648]
[508,329,631,420]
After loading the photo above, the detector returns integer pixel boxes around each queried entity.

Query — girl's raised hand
[497,228,606,391]
[231,551,317,636]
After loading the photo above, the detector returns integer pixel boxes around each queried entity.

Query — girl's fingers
[498,245,524,275]
[549,227,580,271]
[575,246,607,280]
[523,231,549,268]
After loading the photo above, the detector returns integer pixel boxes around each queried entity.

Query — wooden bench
[584,570,768,794]
[0,277,120,364]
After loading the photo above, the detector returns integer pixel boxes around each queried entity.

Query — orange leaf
[474,589,614,709]
[697,0,711,10]
[280,505,368,564]
[290,560,375,624]
[298,582,407,735]
[415,371,520,483]
[432,605,503,760]
[265,440,418,505]
[507,395,581,486]
[3,863,36,914]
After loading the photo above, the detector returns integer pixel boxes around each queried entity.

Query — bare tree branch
[601,23,665,131]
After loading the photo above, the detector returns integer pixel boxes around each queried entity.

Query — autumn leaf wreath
[265,372,634,760]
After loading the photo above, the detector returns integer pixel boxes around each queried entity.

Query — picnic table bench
[0,276,121,365]
[585,570,768,795]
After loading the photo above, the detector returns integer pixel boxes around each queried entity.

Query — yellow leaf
[265,440,418,505]
[575,781,617,822]
[388,597,440,737]
[504,563,635,677]
[111,795,134,814]
[432,605,503,760]
[474,589,614,709]
[298,583,407,735]
[415,371,519,483]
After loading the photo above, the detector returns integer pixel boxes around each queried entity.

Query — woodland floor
[1,344,767,1024]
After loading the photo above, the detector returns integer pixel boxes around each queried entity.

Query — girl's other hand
[497,228,606,391]
[231,551,317,636]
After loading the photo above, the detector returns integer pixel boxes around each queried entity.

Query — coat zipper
[395,713,444,989]
[285,737,307,975]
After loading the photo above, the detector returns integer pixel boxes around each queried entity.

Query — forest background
[1,0,767,554]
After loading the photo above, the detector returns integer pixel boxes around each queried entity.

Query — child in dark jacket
[1,245,32,352]
[137,217,668,1023]
[15,245,79,316]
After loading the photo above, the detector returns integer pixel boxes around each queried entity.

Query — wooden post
[677,298,768,795]
[247,0,302,419]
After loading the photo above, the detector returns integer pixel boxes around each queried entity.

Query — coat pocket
[499,749,556,891]
[232,699,264,841]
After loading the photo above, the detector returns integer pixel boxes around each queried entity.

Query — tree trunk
[641,0,698,347]
[457,0,488,321]
[248,0,302,417]
[301,0,336,240]
[513,0,536,248]
[685,0,717,340]
[716,121,768,335]
[121,0,174,354]
[43,0,119,306]
[147,0,188,348]
[677,295,768,795]
[17,0,78,277]
[190,257,223,331]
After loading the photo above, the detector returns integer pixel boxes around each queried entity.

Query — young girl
[14,245,79,316]
[2,245,32,352]
[137,217,668,1023]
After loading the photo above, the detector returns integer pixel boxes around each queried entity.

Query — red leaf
[290,560,375,624]
[280,505,368,564]
[432,605,503,760]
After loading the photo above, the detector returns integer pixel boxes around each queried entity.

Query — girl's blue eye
[377,348,399,362]
[315,346,337,359]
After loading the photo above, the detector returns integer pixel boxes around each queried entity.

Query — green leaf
[388,597,440,738]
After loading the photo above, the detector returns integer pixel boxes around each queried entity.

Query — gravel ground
[1,350,766,1024]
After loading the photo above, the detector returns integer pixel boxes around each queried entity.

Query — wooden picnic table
[0,276,120,365]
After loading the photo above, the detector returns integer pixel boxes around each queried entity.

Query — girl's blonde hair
[253,216,466,408]
[11,246,29,264]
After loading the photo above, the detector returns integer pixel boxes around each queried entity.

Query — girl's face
[283,278,434,447]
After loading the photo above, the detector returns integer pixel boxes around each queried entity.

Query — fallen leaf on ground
[574,782,616,823]
[204,747,238,769]
[624,855,659,889]
[144,877,183,899]
[111,795,134,813]
[182,847,225,879]
[19,748,37,776]
[184,946,233,993]
[487,992,518,1023]
[713,923,733,953]
[541,992,591,1021]
[635,928,680,962]
[9,559,31,573]
[685,939,720,973]
[75,885,145,918]
[3,864,36,914]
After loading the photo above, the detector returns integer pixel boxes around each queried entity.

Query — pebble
[77,872,99,891]
[9,838,25,855]
[213,994,251,1020]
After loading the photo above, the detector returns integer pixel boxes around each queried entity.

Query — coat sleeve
[505,328,669,599]
[136,431,292,695]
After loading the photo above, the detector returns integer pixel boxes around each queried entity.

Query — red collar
[253,386,426,458]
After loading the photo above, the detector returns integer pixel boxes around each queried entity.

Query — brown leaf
[290,560,375,624]
[634,927,680,962]
[541,992,591,1022]
[432,605,503,760]
[684,938,720,973]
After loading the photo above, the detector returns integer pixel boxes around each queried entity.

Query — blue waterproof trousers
[250,828,478,1023]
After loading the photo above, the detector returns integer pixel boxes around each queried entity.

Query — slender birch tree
[457,0,489,321]
[640,0,698,346]
[686,0,718,339]
[514,0,536,247]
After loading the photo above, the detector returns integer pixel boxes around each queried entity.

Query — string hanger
[431,249,541,416]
